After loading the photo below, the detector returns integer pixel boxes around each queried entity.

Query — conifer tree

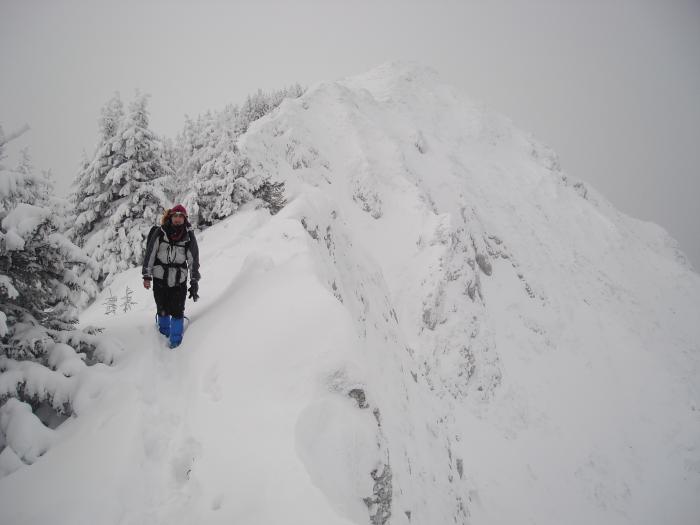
[1,124,97,357]
[174,84,304,227]
[1,125,108,474]
[70,92,173,284]
[71,93,124,243]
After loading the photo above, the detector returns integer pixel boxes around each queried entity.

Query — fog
[1,0,698,268]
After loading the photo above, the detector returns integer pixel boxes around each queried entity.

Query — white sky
[1,0,699,269]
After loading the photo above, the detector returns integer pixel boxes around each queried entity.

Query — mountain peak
[347,60,441,84]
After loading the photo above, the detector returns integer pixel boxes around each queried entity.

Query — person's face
[171,213,185,226]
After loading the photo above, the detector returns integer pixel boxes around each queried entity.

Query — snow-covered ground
[1,62,699,524]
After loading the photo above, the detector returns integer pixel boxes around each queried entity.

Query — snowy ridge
[1,62,699,524]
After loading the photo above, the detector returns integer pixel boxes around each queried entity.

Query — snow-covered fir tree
[71,92,173,284]
[0,124,99,352]
[0,125,111,474]
[70,93,124,243]
[174,85,304,227]
[181,125,253,227]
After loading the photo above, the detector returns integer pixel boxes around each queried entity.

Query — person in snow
[142,204,200,348]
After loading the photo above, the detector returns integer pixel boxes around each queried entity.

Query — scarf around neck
[164,222,186,242]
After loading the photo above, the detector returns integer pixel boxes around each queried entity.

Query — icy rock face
[240,62,700,524]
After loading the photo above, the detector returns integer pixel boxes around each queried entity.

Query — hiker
[142,204,200,348]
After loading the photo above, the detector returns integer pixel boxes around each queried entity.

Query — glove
[188,280,199,302]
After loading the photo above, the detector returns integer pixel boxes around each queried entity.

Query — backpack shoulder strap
[147,225,159,243]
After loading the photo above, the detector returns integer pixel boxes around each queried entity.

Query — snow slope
[2,62,699,525]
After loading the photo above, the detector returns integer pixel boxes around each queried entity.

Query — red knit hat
[171,204,188,217]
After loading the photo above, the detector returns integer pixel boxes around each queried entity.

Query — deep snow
[1,62,699,525]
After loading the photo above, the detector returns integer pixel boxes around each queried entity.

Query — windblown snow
[1,62,699,525]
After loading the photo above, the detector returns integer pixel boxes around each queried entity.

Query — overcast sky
[1,0,698,269]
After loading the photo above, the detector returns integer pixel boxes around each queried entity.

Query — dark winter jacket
[142,225,201,287]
